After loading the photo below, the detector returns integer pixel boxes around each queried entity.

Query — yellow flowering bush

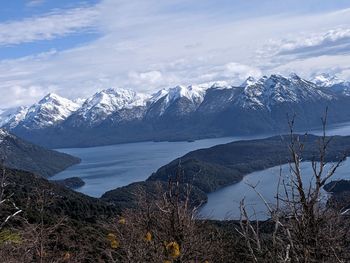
[166,241,181,259]
[145,231,152,242]
[118,217,126,225]
[107,233,120,249]
[110,239,120,249]
[63,252,71,261]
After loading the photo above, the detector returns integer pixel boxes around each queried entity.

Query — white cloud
[0,85,48,108]
[26,0,45,7]
[261,27,350,58]
[0,6,99,46]
[269,55,350,80]
[129,71,163,85]
[225,63,262,80]
[1,1,350,108]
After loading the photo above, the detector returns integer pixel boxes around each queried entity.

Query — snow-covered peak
[310,73,350,96]
[22,93,80,129]
[39,93,60,103]
[0,106,29,129]
[237,74,331,109]
[77,88,149,124]
[150,85,206,105]
[147,85,207,116]
[311,73,344,87]
[209,81,231,89]
[168,85,206,103]
[240,76,257,87]
[36,93,79,107]
[83,88,149,111]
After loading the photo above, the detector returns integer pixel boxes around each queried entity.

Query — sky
[1,0,350,108]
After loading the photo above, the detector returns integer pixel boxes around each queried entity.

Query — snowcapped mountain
[311,73,350,96]
[2,93,81,130]
[240,76,257,87]
[311,73,344,87]
[1,73,350,148]
[237,74,332,110]
[67,88,149,126]
[147,85,207,117]
[22,93,81,129]
[150,85,206,105]
[0,106,28,128]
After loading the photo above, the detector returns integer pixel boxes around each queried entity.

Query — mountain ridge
[2,73,350,148]
[0,128,80,177]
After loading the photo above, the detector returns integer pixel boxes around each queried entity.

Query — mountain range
[2,73,350,148]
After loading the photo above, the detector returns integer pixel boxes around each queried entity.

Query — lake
[200,121,350,219]
[52,135,263,197]
[199,161,350,220]
[51,121,350,219]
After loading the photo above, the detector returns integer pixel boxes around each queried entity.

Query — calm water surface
[200,121,350,219]
[199,161,350,220]
[52,136,262,197]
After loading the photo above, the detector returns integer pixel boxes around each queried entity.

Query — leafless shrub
[107,166,217,263]
[238,111,350,262]
[0,161,22,229]
[0,189,84,263]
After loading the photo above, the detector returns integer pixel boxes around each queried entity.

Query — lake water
[52,136,263,197]
[51,121,350,219]
[199,161,350,220]
[200,121,350,219]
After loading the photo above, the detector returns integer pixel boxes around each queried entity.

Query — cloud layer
[0,6,99,46]
[1,1,350,108]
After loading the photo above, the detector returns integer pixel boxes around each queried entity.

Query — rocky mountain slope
[0,128,80,177]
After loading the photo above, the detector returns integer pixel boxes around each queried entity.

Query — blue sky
[1,0,350,107]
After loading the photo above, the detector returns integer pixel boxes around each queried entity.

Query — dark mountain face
[3,74,350,148]
[0,129,80,177]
